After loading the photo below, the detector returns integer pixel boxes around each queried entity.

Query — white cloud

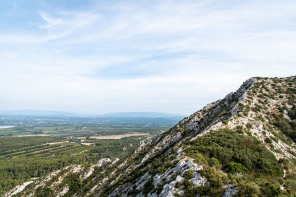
[0,0,295,115]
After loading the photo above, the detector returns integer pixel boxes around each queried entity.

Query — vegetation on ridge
[4,76,296,197]
[184,129,287,196]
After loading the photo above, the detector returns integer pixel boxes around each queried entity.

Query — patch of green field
[0,135,144,194]
[43,130,57,133]
[0,129,18,135]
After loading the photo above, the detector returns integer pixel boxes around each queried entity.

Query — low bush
[246,123,252,129]
[260,182,282,196]
[222,120,228,125]
[209,157,220,167]
[223,161,247,174]
[183,169,193,179]
[265,138,272,144]
[187,129,282,176]
[235,126,244,134]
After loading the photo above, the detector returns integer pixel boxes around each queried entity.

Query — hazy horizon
[0,0,295,115]
[0,109,186,117]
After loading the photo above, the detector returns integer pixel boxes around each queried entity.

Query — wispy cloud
[38,10,100,41]
[0,0,295,114]
[39,11,63,29]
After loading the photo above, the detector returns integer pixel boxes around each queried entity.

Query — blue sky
[0,0,295,115]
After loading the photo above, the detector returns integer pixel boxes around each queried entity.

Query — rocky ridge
[106,76,296,197]
[8,76,296,197]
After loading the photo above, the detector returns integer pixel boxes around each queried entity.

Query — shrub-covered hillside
[106,76,296,197]
[9,76,296,197]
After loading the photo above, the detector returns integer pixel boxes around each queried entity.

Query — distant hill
[0,110,184,119]
[0,110,74,117]
[102,112,184,118]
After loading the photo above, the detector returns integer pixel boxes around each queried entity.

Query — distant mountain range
[0,110,184,119]
[102,112,184,118]
[0,110,74,116]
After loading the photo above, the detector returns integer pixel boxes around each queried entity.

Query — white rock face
[284,113,291,121]
[135,172,151,190]
[223,185,238,197]
[57,186,69,197]
[172,132,182,142]
[83,166,95,180]
[190,172,207,187]
[108,157,206,197]
[72,165,83,173]
[112,158,120,165]
[99,158,112,166]
[150,175,184,197]
[118,160,127,168]
[151,158,205,196]
[34,169,61,188]
[158,182,178,197]
[5,181,33,197]
[82,158,112,179]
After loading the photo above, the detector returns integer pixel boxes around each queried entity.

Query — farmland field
[89,133,149,139]
[0,115,180,194]
[0,135,146,194]
[0,115,180,137]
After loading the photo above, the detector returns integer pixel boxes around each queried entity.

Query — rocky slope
[8,76,296,197]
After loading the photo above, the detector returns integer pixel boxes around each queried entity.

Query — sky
[0,0,295,115]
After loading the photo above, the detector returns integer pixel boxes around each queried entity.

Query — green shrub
[201,167,223,188]
[183,169,193,179]
[246,123,252,129]
[236,126,244,134]
[252,107,260,112]
[174,192,181,197]
[222,120,228,125]
[35,186,53,197]
[288,105,296,119]
[209,157,220,167]
[237,182,260,196]
[285,179,296,195]
[184,178,193,187]
[175,181,181,188]
[223,161,247,174]
[265,138,272,144]
[244,105,251,113]
[260,182,282,196]
[272,112,296,142]
[187,129,282,176]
